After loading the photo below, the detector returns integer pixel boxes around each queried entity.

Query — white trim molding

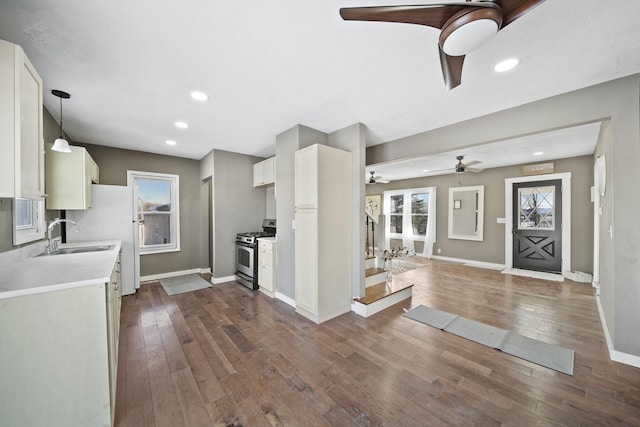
[276,292,296,308]
[431,255,505,271]
[211,275,237,284]
[504,172,572,275]
[596,295,640,368]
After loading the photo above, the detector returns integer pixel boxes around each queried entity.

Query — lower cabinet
[0,257,122,426]
[257,238,276,297]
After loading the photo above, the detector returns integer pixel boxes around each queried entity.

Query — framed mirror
[448,185,484,241]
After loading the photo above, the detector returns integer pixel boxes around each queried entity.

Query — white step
[365,268,387,288]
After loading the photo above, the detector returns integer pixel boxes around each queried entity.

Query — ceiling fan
[426,155,483,174]
[367,171,390,184]
[454,155,482,173]
[339,0,546,89]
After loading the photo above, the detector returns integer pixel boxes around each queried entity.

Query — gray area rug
[389,259,423,275]
[404,305,574,375]
[160,274,212,295]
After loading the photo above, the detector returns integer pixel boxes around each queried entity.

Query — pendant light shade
[51,89,72,153]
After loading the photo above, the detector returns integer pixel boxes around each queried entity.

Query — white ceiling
[367,121,602,181]
[0,1,639,163]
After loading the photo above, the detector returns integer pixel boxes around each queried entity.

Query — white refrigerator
[67,184,140,295]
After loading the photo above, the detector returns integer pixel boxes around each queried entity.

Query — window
[13,198,45,245]
[384,188,433,241]
[127,171,180,254]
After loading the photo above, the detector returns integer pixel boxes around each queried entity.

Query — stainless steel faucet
[46,218,79,254]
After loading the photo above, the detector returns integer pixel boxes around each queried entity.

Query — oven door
[235,242,254,278]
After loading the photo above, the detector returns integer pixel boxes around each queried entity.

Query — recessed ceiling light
[165,140,177,146]
[423,169,430,173]
[494,58,519,73]
[190,91,208,102]
[175,121,188,129]
[533,151,544,156]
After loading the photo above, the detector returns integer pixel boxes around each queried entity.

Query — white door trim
[504,172,572,274]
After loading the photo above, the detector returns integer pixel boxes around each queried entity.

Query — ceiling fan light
[51,137,72,153]
[442,19,499,56]
[440,8,502,57]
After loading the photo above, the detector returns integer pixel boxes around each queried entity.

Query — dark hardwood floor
[115,260,640,426]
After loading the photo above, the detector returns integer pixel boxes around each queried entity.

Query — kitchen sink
[38,244,115,256]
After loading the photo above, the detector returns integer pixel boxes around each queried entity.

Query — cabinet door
[18,56,44,199]
[294,210,317,313]
[295,146,318,209]
[253,161,264,187]
[45,144,93,210]
[0,41,44,199]
[254,157,275,187]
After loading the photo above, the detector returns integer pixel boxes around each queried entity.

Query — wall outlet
[437,248,441,254]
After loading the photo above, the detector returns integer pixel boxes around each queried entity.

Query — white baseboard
[431,255,505,271]
[596,295,640,369]
[141,268,209,283]
[501,268,564,282]
[276,291,296,308]
[212,275,237,284]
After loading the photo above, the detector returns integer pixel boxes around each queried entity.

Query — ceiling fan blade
[339,3,488,30]
[465,167,484,173]
[497,0,546,27]
[439,46,465,90]
[462,160,481,167]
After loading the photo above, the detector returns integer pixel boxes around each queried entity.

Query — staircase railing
[365,213,377,257]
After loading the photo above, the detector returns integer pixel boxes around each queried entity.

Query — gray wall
[366,156,593,271]
[275,125,328,300]
[367,74,640,358]
[212,149,266,278]
[75,143,205,277]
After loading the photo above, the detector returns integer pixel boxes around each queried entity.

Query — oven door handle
[236,241,254,248]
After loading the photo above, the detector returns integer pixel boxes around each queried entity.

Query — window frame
[13,198,45,245]
[383,187,432,242]
[127,170,180,255]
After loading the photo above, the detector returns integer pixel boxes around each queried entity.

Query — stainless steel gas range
[235,219,276,289]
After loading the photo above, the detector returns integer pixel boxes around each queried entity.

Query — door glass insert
[518,185,555,230]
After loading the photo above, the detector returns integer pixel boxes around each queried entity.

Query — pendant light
[51,89,72,153]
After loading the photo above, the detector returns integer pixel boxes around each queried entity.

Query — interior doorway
[504,173,572,275]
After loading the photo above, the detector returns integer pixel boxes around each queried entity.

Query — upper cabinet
[0,39,44,200]
[45,144,99,210]
[253,157,275,187]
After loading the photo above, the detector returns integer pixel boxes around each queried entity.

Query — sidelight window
[127,171,180,254]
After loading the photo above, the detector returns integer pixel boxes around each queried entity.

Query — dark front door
[513,180,562,272]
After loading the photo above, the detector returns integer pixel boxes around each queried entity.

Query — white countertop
[257,236,276,242]
[0,240,122,300]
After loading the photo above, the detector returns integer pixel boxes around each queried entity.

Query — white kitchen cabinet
[253,156,275,187]
[45,143,99,210]
[0,39,45,200]
[0,253,121,427]
[294,144,352,324]
[258,237,276,297]
[106,253,122,418]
